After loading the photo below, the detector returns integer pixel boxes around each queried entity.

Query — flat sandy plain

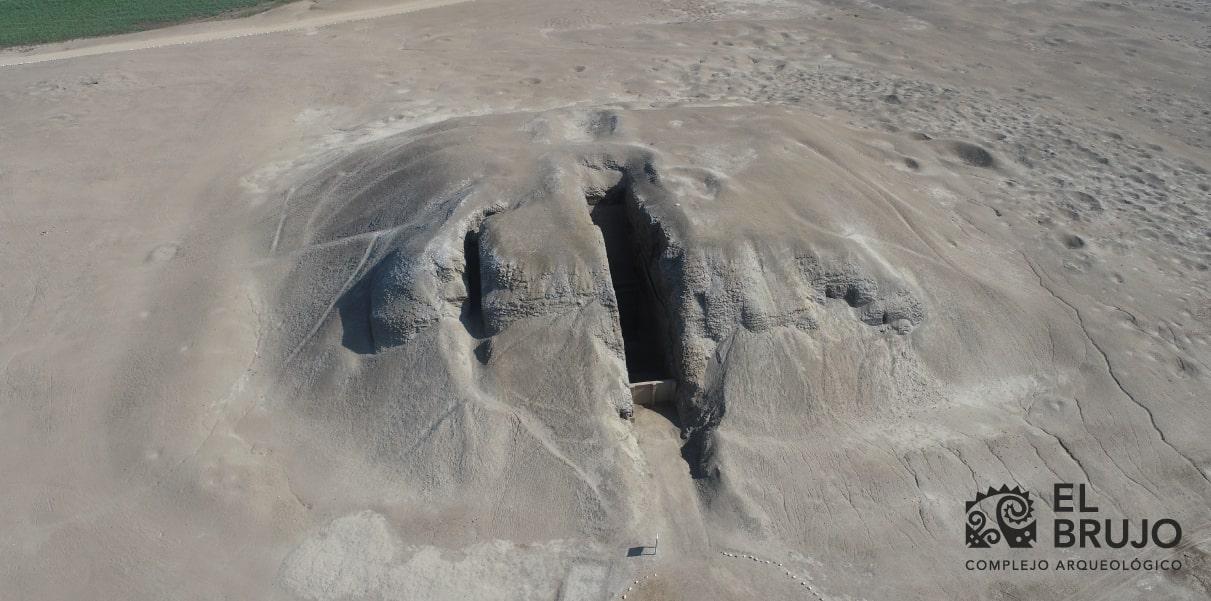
[2,0,1210,599]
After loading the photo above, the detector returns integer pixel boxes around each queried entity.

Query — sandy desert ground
[2,0,1210,599]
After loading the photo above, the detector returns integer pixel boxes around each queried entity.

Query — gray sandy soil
[1,0,1210,599]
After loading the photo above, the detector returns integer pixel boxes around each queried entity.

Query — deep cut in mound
[461,229,486,338]
[588,182,671,383]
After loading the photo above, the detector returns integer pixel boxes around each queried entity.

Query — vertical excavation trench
[462,228,493,364]
[589,188,671,383]
[462,229,486,338]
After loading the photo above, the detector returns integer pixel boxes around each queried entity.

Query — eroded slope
[258,106,1211,599]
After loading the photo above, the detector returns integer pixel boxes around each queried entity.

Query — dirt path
[633,405,711,559]
[0,0,474,68]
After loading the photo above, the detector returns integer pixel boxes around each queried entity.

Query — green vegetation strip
[0,0,287,47]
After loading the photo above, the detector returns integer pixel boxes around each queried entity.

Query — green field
[0,0,288,47]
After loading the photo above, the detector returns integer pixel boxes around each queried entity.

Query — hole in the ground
[588,181,671,383]
[461,229,486,339]
[336,269,378,355]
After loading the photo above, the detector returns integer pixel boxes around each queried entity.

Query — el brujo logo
[965,483,1182,550]
[966,485,1037,548]
[962,483,1186,574]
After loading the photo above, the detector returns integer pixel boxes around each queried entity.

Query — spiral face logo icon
[966,485,1037,548]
